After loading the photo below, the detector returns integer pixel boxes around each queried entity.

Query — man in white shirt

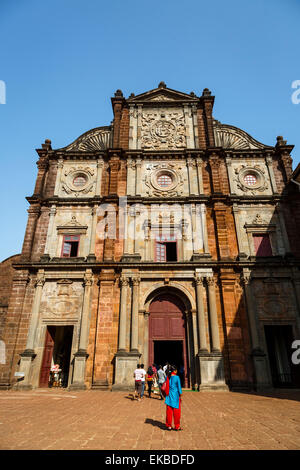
[139,363,147,399]
[133,364,143,401]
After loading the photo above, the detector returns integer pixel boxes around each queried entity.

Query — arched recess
[144,285,195,388]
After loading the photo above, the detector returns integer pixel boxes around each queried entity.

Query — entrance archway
[148,293,189,387]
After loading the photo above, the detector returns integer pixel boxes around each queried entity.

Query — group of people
[133,362,182,431]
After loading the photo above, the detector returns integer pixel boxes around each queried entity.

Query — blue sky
[0,0,299,261]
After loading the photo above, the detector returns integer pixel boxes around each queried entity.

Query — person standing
[157,365,166,400]
[133,364,143,401]
[146,365,155,398]
[165,365,182,430]
[140,363,147,399]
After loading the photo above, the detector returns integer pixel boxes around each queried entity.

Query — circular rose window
[244,173,257,186]
[73,174,87,187]
[157,173,173,188]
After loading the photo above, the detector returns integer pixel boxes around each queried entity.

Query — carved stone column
[96,159,104,196]
[197,275,228,391]
[196,158,204,194]
[131,277,140,353]
[122,206,141,262]
[232,204,247,258]
[181,219,188,261]
[86,206,98,261]
[43,205,56,256]
[135,158,142,196]
[195,275,208,353]
[207,277,221,352]
[17,270,45,389]
[70,270,93,390]
[200,205,210,256]
[143,219,151,261]
[118,276,129,352]
[225,156,235,194]
[54,158,64,196]
[187,157,198,195]
[127,158,136,196]
[113,275,140,390]
[241,271,272,390]
[266,154,278,194]
[143,311,150,368]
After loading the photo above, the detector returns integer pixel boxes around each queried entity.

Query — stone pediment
[57,126,112,152]
[127,82,198,104]
[56,216,88,234]
[213,121,271,150]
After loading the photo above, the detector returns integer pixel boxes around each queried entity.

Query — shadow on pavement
[144,418,166,430]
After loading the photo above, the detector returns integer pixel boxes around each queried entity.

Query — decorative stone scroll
[213,121,270,150]
[59,127,112,151]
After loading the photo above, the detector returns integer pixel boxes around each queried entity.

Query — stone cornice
[12,255,300,272]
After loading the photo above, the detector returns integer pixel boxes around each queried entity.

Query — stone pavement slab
[0,388,299,450]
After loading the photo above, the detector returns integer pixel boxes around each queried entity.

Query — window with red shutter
[155,235,177,262]
[61,235,80,257]
[253,234,273,256]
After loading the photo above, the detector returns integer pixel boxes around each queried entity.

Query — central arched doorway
[149,293,189,387]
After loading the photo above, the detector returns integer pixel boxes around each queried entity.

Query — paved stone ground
[0,388,300,450]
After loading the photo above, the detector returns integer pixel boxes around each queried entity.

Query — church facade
[1,82,300,391]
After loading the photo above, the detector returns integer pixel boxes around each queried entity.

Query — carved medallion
[61,166,95,197]
[144,162,184,197]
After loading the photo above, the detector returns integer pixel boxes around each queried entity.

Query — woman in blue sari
[165,365,182,430]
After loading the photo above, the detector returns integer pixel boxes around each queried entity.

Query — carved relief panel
[252,278,297,320]
[40,279,84,321]
[140,109,186,149]
[142,161,188,197]
[57,162,98,198]
[230,161,272,196]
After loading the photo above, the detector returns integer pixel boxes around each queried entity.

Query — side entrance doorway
[148,293,189,387]
[264,325,300,388]
[39,325,73,388]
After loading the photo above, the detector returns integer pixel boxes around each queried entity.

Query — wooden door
[39,326,55,387]
[149,294,189,385]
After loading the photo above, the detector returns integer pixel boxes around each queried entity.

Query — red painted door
[149,294,189,386]
[39,326,55,387]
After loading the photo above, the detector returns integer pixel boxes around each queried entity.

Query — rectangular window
[155,235,177,262]
[253,234,272,256]
[61,235,80,258]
